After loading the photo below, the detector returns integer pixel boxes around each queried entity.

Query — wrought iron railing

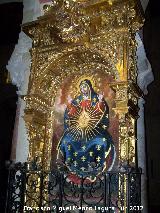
[5,163,142,213]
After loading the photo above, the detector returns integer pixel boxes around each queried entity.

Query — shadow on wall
[0,2,23,212]
[143,1,160,212]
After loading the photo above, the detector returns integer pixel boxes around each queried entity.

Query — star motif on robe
[96,156,101,162]
[68,145,71,150]
[81,167,85,171]
[103,138,106,142]
[93,98,97,103]
[89,151,93,157]
[81,156,86,162]
[73,152,78,157]
[96,145,101,151]
[73,161,78,167]
[102,125,107,129]
[82,145,86,151]
[67,157,71,161]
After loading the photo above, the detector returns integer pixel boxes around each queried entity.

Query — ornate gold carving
[22,0,144,172]
[22,0,144,209]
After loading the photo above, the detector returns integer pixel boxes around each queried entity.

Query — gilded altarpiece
[22,0,144,208]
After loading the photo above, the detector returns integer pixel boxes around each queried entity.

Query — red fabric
[80,100,91,108]
[68,105,77,116]
[68,100,105,117]
[67,173,93,185]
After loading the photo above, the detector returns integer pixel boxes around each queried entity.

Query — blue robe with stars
[58,80,115,178]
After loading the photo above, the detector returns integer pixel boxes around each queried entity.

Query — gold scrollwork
[22,0,144,171]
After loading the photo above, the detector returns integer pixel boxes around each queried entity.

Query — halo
[69,75,99,98]
[76,75,96,91]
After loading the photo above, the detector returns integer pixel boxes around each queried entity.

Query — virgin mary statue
[57,79,116,178]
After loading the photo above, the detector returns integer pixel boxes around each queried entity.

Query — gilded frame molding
[22,0,144,171]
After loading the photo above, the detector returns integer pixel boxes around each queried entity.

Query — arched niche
[24,49,120,170]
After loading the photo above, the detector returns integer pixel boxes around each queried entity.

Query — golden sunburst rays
[67,105,103,142]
